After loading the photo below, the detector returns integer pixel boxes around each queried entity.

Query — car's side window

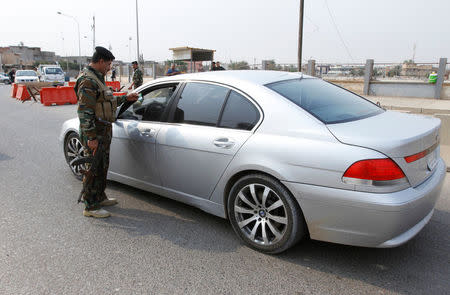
[120,84,178,121]
[219,91,260,131]
[173,82,229,126]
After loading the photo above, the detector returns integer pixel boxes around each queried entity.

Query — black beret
[93,46,115,61]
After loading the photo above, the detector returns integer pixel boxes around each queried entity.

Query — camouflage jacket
[132,68,143,88]
[75,66,127,141]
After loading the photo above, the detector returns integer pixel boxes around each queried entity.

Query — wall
[441,83,450,99]
[369,81,435,98]
[323,79,364,95]
[325,79,450,100]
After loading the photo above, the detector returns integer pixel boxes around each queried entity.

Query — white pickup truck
[38,65,65,85]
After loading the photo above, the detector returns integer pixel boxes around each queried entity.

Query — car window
[266,78,384,124]
[219,91,259,130]
[16,71,37,76]
[173,82,229,126]
[45,68,63,74]
[120,84,177,121]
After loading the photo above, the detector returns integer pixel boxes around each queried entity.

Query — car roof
[154,70,309,86]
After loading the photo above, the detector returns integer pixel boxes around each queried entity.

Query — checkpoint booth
[169,47,215,73]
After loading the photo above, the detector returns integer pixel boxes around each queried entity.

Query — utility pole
[92,15,96,52]
[298,0,304,72]
[135,0,140,63]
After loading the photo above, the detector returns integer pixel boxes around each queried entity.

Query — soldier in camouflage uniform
[75,46,138,218]
[128,61,143,90]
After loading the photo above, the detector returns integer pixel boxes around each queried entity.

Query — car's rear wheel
[228,174,306,254]
[64,132,86,181]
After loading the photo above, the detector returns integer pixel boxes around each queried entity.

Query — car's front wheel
[228,174,307,254]
[64,132,86,181]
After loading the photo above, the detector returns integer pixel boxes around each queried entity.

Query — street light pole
[135,0,140,63]
[57,11,82,72]
[92,15,96,52]
[298,0,304,72]
[128,37,132,61]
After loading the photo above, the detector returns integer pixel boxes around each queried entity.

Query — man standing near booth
[128,61,143,90]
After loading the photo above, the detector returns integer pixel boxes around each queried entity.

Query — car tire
[227,173,307,254]
[64,132,85,181]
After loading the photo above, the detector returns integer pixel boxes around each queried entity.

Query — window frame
[117,82,181,122]
[217,90,261,131]
[167,80,263,132]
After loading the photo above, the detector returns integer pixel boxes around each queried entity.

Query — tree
[264,60,282,71]
[228,60,250,70]
[372,67,381,77]
[350,68,364,77]
[281,64,298,72]
[387,65,401,77]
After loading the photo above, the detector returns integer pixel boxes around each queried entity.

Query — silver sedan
[60,70,446,253]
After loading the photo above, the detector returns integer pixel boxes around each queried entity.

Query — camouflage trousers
[80,124,112,210]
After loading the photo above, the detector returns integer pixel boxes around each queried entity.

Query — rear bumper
[282,158,446,248]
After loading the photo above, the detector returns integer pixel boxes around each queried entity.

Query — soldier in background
[128,61,143,90]
[8,68,16,83]
[75,46,138,218]
[110,67,116,81]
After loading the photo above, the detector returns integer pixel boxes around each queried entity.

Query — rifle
[73,138,104,203]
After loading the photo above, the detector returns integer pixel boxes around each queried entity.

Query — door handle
[139,128,155,137]
[213,138,235,148]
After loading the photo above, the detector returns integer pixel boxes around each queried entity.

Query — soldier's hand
[88,139,99,154]
[127,92,139,102]
[128,86,132,90]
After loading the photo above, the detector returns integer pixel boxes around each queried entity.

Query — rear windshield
[16,71,37,77]
[266,78,383,124]
[45,68,63,74]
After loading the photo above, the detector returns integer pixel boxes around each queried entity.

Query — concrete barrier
[434,114,450,146]
[433,114,450,171]
[325,79,450,100]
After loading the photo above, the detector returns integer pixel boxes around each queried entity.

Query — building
[0,48,21,65]
[0,45,56,66]
[61,55,91,65]
[401,62,437,78]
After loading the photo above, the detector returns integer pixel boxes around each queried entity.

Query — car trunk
[327,111,441,187]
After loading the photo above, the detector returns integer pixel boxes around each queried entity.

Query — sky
[1,0,449,64]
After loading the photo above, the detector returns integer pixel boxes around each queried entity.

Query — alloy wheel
[65,135,86,178]
[234,183,288,246]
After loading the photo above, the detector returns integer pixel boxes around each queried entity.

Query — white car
[0,73,11,84]
[14,70,39,83]
[40,66,65,85]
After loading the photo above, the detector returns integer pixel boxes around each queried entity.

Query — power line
[305,16,319,32]
[324,0,354,61]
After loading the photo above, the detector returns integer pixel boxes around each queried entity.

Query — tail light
[404,142,438,163]
[342,158,407,186]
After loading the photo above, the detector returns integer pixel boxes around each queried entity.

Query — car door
[109,83,179,187]
[156,81,262,199]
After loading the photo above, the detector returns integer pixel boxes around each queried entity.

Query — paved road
[0,84,449,295]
